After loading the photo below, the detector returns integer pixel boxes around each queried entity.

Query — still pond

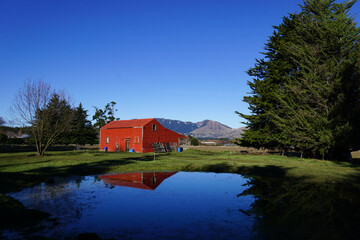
[4,172,255,239]
[3,170,360,239]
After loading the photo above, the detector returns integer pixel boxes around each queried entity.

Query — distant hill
[156,118,245,139]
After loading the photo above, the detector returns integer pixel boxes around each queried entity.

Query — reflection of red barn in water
[100,172,177,190]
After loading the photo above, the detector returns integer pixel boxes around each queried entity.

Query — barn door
[116,137,120,151]
[125,139,130,152]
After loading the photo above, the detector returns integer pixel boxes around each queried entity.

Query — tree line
[0,80,118,155]
[237,0,360,160]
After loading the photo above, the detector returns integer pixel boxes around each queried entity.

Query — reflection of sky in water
[9,172,255,240]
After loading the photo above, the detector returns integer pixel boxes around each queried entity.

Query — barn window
[134,136,139,143]
[152,124,157,131]
[106,137,109,144]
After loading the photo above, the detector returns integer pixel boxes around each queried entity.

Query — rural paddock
[183,145,270,155]
[183,146,360,159]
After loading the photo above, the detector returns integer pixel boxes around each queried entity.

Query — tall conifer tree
[238,0,360,160]
[59,103,97,145]
[73,103,97,145]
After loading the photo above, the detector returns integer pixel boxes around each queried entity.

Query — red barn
[100,118,187,153]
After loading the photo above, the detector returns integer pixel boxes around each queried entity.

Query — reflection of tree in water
[240,176,360,240]
[19,176,90,225]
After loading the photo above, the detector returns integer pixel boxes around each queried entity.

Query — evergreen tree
[33,93,74,155]
[190,136,200,146]
[237,10,301,150]
[238,0,360,160]
[71,103,97,145]
[0,116,5,126]
[10,80,74,155]
[0,133,7,144]
[57,103,97,145]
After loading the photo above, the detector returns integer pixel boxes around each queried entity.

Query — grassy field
[0,149,359,186]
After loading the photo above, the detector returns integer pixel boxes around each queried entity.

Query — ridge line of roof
[101,118,157,129]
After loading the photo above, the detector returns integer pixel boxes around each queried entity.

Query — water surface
[6,172,254,239]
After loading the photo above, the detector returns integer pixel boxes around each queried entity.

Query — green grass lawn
[1,149,359,186]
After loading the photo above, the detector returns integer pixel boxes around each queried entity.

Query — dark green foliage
[58,103,97,145]
[0,117,6,144]
[33,94,74,155]
[92,101,119,129]
[190,136,200,146]
[238,0,360,160]
[6,138,26,144]
[71,103,97,145]
[0,133,7,144]
[0,117,5,126]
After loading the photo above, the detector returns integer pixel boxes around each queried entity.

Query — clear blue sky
[0,0,358,128]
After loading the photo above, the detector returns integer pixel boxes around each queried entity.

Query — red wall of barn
[100,119,184,153]
[100,127,143,152]
[142,119,181,152]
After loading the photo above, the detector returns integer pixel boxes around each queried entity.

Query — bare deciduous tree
[10,79,74,155]
[11,80,52,126]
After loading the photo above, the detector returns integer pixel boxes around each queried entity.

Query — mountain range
[156,118,245,139]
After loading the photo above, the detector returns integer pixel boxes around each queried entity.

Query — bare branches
[10,79,52,126]
[10,79,74,155]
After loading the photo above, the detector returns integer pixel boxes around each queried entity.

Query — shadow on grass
[23,158,135,178]
[1,152,173,183]
[183,162,235,173]
[237,165,293,178]
[183,161,293,178]
[0,155,170,181]
[43,151,87,157]
[0,145,77,153]
[0,159,54,169]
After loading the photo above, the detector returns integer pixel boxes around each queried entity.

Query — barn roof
[101,118,155,129]
[101,118,188,139]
